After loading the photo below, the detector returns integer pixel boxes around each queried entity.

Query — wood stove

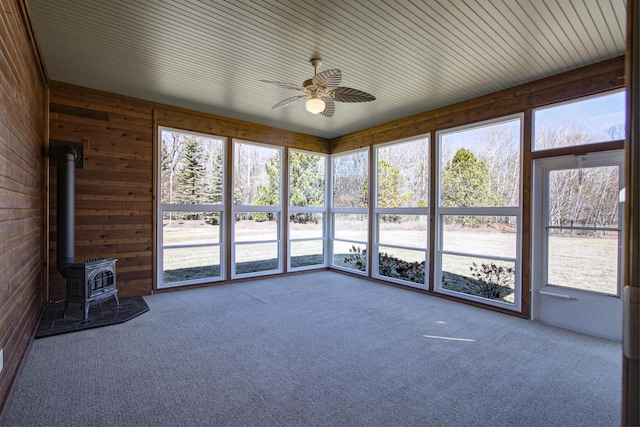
[64,258,119,320]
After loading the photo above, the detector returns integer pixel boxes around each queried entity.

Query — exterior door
[532,151,624,341]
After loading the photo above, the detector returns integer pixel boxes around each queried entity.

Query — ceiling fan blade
[271,95,307,109]
[312,69,342,90]
[333,86,376,102]
[259,80,304,91]
[321,97,335,117]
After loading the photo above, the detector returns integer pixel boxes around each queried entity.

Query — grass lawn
[162,219,619,296]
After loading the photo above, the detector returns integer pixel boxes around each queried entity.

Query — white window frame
[435,114,524,311]
[287,149,329,272]
[157,127,226,289]
[532,89,626,151]
[231,140,283,279]
[372,136,430,289]
[329,147,370,276]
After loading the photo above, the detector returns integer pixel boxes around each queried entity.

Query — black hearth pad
[35,296,149,338]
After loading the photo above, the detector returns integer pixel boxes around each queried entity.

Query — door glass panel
[545,165,620,295]
[547,230,619,294]
[548,166,619,228]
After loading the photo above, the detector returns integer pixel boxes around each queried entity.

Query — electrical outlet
[0,349,3,373]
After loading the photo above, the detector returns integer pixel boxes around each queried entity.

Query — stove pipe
[54,144,78,278]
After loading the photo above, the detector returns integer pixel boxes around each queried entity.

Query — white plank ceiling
[27,0,626,139]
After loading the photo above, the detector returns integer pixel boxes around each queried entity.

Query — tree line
[162,121,621,231]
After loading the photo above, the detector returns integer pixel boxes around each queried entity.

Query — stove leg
[84,303,90,320]
[113,291,120,307]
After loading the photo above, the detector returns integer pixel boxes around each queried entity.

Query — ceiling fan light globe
[305,97,325,114]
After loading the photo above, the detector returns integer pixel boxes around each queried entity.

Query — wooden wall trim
[155,109,327,153]
[521,109,533,319]
[48,81,329,153]
[623,0,640,424]
[330,56,625,153]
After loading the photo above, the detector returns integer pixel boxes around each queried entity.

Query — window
[330,149,369,274]
[533,90,626,151]
[288,150,327,270]
[158,128,226,288]
[436,116,522,309]
[232,140,283,277]
[373,136,429,287]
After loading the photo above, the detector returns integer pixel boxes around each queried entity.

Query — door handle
[538,290,577,300]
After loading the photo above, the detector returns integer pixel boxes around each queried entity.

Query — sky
[440,90,626,154]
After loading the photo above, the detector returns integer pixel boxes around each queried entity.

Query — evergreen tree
[440,148,498,208]
[289,152,324,223]
[360,160,411,216]
[252,151,280,221]
[203,145,224,225]
[174,136,207,212]
[208,146,224,205]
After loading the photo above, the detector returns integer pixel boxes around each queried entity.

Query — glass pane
[547,230,619,294]
[234,213,279,242]
[333,150,368,208]
[235,242,279,274]
[289,151,325,207]
[234,141,281,206]
[163,246,220,283]
[163,212,220,245]
[442,216,517,258]
[548,166,619,228]
[290,240,324,268]
[334,213,368,242]
[378,215,427,248]
[378,246,425,284]
[377,138,429,207]
[440,119,520,207]
[534,91,626,150]
[160,130,225,205]
[332,240,367,272]
[290,213,323,239]
[441,254,515,304]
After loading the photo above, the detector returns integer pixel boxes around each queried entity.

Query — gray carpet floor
[5,271,621,427]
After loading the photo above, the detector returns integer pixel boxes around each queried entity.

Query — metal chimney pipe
[55,145,77,278]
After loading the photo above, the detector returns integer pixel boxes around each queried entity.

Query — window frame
[372,135,430,288]
[329,147,370,275]
[231,139,284,279]
[435,114,524,311]
[287,148,329,272]
[532,89,626,152]
[157,126,227,289]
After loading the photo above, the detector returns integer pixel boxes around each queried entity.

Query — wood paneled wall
[47,82,155,300]
[47,83,330,301]
[0,0,45,417]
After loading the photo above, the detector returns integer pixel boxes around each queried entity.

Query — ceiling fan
[260,59,375,117]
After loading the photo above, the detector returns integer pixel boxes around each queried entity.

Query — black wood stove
[64,258,119,320]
